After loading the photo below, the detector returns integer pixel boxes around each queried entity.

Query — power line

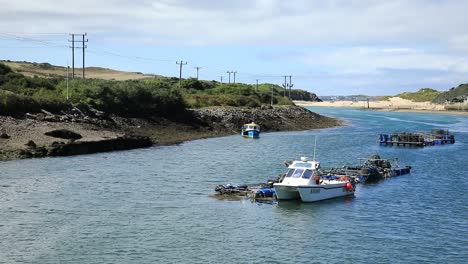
[88,47,173,62]
[0,32,308,87]
[0,33,67,48]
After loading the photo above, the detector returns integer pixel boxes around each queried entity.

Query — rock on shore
[193,105,340,133]
[0,105,341,161]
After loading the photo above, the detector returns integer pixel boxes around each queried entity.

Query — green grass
[396,88,440,102]
[432,84,468,104]
[379,96,392,101]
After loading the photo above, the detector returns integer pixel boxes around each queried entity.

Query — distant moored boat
[241,122,260,138]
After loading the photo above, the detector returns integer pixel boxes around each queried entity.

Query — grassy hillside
[0,63,185,116]
[0,60,160,81]
[0,62,302,116]
[432,84,468,104]
[396,88,440,102]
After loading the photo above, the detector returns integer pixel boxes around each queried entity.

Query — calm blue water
[1,107,467,263]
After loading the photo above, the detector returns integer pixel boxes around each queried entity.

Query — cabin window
[285,169,295,177]
[302,170,313,179]
[292,169,304,178]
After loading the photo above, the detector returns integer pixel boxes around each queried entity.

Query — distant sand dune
[295,97,468,115]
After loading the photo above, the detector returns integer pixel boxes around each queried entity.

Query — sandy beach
[295,97,468,115]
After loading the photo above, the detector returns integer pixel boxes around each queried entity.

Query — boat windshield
[285,169,295,177]
[302,170,313,179]
[292,169,304,178]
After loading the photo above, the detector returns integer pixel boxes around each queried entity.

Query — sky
[1,0,468,95]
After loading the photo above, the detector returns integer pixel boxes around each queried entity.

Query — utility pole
[66,65,69,100]
[233,71,237,84]
[220,76,223,84]
[69,33,88,79]
[194,66,202,80]
[255,79,259,92]
[288,75,293,99]
[82,33,88,79]
[282,75,289,97]
[270,87,274,106]
[227,71,232,84]
[176,60,188,88]
[69,34,75,78]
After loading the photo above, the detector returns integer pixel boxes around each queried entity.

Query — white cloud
[1,0,468,46]
[1,0,468,94]
[296,46,468,75]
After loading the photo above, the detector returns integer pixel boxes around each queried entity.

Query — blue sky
[1,0,468,95]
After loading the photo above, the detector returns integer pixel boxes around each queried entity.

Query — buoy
[345,182,353,190]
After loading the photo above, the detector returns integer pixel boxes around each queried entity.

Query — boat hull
[242,130,260,138]
[297,184,354,202]
[273,184,300,200]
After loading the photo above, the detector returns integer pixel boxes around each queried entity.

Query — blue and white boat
[241,122,260,138]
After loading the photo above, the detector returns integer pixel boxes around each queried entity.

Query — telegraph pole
[220,76,223,84]
[227,71,232,84]
[233,71,237,84]
[256,79,259,92]
[66,65,69,100]
[288,75,293,99]
[176,60,187,88]
[69,33,88,79]
[282,75,289,97]
[69,34,75,78]
[271,87,274,106]
[82,33,88,79]
[194,66,202,80]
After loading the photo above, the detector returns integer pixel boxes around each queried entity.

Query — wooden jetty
[379,129,455,147]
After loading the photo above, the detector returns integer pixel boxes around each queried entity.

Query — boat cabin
[280,157,320,186]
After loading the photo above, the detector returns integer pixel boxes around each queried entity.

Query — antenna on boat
[313,136,317,161]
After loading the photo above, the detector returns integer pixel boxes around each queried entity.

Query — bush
[0,90,69,115]
[56,79,186,117]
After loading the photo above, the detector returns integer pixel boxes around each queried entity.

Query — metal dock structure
[379,129,455,147]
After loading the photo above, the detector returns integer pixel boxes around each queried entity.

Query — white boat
[273,156,356,202]
[297,175,355,202]
[273,157,320,200]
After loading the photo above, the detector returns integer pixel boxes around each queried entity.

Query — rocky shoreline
[0,105,341,161]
